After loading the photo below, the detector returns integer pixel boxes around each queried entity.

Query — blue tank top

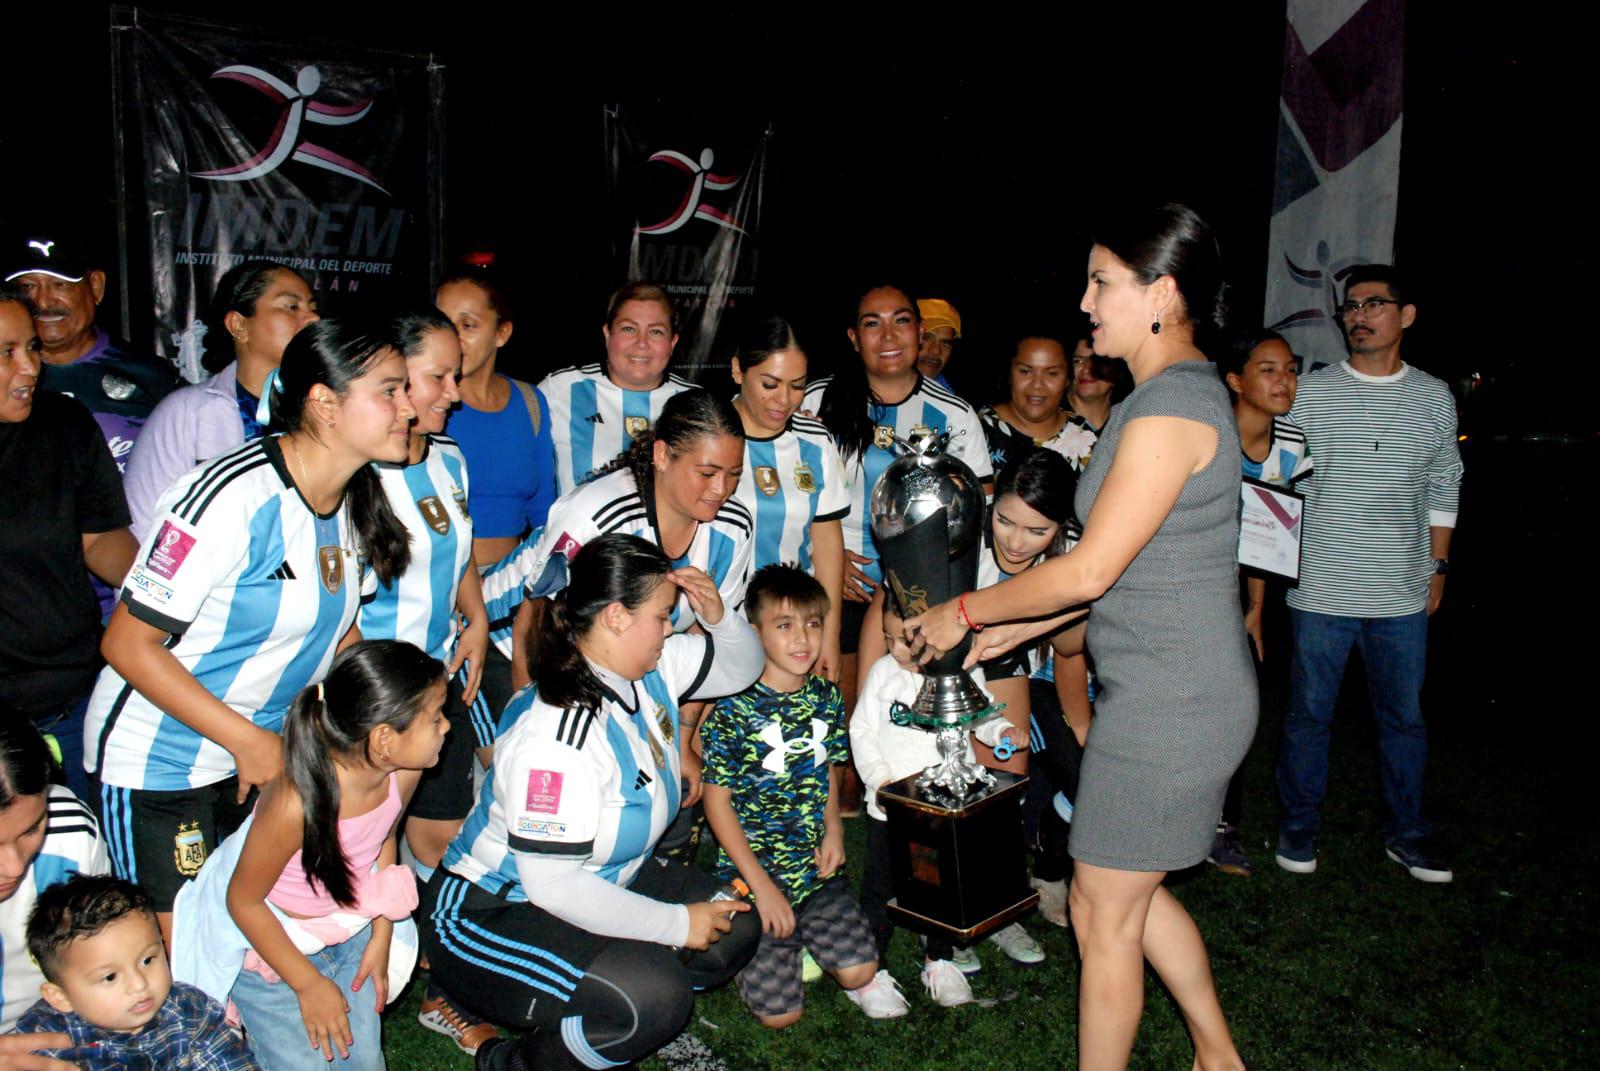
[445,377,557,539]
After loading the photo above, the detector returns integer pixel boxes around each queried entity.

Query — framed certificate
[1238,478,1303,581]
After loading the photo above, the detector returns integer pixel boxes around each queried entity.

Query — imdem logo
[637,147,746,236]
[192,64,389,194]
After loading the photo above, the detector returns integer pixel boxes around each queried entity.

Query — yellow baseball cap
[918,298,962,338]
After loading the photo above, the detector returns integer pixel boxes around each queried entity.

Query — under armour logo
[28,240,55,257]
[585,413,605,424]
[758,718,828,776]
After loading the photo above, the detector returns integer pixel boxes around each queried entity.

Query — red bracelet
[958,595,984,632]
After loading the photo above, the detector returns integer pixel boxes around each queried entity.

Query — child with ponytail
[169,640,449,1071]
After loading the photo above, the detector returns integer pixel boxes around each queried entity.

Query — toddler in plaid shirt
[13,874,257,1070]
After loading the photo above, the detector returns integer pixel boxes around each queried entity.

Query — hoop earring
[1151,312,1162,335]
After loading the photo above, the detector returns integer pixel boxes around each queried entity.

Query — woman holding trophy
[907,204,1252,1071]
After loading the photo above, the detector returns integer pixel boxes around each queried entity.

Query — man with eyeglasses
[1273,264,1463,884]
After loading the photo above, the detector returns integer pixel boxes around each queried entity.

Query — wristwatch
[1432,558,1450,576]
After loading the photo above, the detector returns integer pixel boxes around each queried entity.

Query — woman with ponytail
[86,319,415,941]
[907,204,1251,1069]
[422,533,763,1071]
[174,639,447,1069]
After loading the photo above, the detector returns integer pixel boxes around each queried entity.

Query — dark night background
[4,3,1590,442]
[4,8,1595,1063]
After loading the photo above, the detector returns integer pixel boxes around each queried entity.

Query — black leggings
[1027,676,1084,883]
[430,863,758,1071]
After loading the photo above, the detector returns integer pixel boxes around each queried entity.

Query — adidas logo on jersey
[586,413,605,424]
[269,560,297,580]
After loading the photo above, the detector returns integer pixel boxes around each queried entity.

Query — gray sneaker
[1275,829,1317,874]
[1385,837,1454,883]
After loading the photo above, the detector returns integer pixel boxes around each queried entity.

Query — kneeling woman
[422,534,763,1070]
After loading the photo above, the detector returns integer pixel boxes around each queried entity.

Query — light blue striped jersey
[733,413,850,575]
[0,787,108,1032]
[1240,414,1313,486]
[84,438,375,790]
[441,637,714,899]
[538,363,695,495]
[479,467,754,656]
[360,435,474,660]
[802,375,993,584]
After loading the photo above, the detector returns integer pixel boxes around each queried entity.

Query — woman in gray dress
[908,204,1252,1071]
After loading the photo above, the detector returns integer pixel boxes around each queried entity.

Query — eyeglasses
[1339,297,1401,318]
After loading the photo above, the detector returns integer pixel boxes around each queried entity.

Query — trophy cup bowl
[869,432,997,800]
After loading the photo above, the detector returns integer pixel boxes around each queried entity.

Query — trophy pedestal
[881,770,1039,946]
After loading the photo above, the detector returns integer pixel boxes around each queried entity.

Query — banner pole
[108,5,136,342]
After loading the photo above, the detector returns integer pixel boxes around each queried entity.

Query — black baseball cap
[3,229,101,284]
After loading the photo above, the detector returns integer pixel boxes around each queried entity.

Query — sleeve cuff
[122,589,191,636]
[813,506,850,523]
[1429,510,1458,529]
[507,835,595,857]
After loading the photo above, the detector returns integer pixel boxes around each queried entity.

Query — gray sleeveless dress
[1069,360,1258,871]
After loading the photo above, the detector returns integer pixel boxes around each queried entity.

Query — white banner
[1265,0,1406,373]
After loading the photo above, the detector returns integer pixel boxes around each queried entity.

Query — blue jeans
[230,925,385,1071]
[1276,608,1432,843]
[33,693,91,802]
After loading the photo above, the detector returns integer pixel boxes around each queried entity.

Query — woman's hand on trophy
[670,567,724,625]
[960,622,1032,669]
[903,598,968,662]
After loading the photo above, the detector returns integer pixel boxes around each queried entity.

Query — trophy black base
[880,770,1039,946]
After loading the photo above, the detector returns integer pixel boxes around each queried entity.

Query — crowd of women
[0,201,1280,1071]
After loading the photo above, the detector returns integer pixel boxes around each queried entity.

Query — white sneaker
[844,968,910,1019]
[1030,877,1069,928]
[988,922,1046,964]
[920,958,975,1007]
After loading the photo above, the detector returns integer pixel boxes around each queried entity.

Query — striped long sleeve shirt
[1285,361,1463,618]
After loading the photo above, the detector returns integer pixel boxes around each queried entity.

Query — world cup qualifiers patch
[553,532,583,562]
[146,520,197,579]
[526,769,564,814]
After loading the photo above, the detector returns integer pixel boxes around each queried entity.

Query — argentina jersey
[84,438,374,791]
[734,414,850,575]
[479,467,753,656]
[803,375,993,585]
[539,364,695,494]
[361,435,474,660]
[1242,414,1313,486]
[0,787,107,1032]
[441,636,713,899]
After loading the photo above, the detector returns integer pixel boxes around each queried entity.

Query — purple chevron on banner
[1281,0,1406,175]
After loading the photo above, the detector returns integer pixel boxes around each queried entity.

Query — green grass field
[380,653,1596,1071]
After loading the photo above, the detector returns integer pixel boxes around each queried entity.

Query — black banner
[604,106,772,382]
[111,7,444,381]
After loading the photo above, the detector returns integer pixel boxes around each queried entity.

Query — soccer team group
[0,202,1459,1070]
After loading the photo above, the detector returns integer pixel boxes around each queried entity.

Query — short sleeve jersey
[37,331,180,474]
[802,375,993,585]
[1241,414,1314,486]
[700,676,848,905]
[734,413,850,575]
[0,786,109,1032]
[444,376,556,539]
[84,438,375,790]
[0,392,131,714]
[538,364,695,495]
[442,635,715,899]
[360,435,474,660]
[482,467,753,645]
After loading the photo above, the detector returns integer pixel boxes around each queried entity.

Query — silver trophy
[870,431,1005,803]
